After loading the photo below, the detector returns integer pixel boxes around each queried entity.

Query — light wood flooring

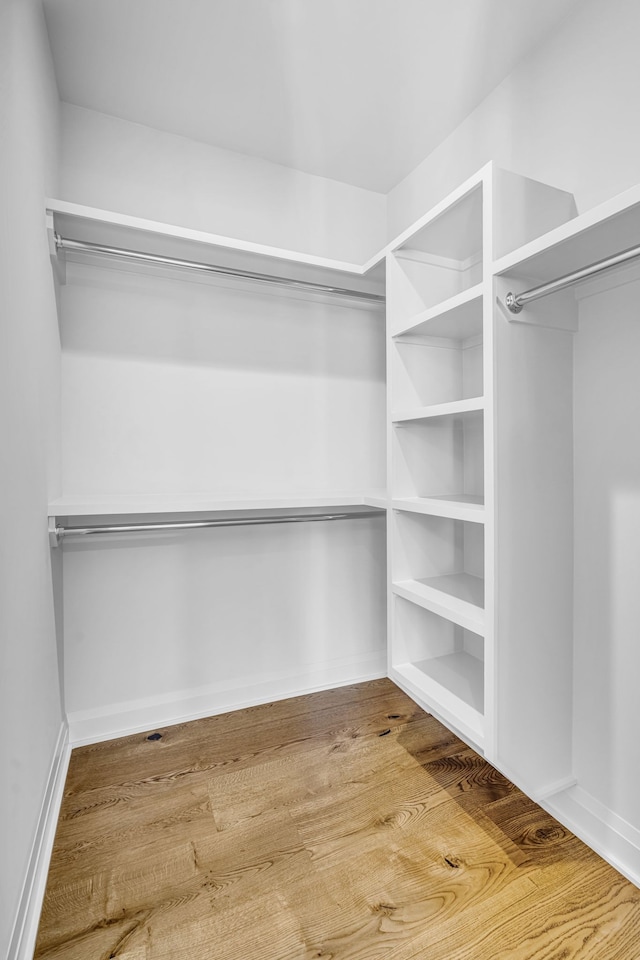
[35,679,640,959]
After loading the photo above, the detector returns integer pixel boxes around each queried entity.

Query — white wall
[0,0,63,955]
[60,103,387,264]
[58,256,387,741]
[388,0,640,239]
[63,516,387,740]
[573,276,640,826]
[60,263,385,497]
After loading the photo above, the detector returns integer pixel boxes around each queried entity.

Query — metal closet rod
[505,241,640,314]
[50,510,382,545]
[55,235,386,305]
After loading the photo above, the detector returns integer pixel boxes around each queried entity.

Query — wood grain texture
[34,679,640,959]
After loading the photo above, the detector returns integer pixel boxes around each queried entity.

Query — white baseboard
[8,720,71,960]
[542,784,640,889]
[68,650,387,745]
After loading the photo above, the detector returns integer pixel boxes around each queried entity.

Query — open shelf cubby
[393,409,483,502]
[391,329,483,410]
[391,510,484,634]
[391,596,484,747]
[387,184,483,331]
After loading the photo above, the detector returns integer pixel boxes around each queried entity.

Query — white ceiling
[43,0,582,194]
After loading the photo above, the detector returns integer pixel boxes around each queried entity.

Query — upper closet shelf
[392,495,485,524]
[45,199,385,304]
[493,180,640,288]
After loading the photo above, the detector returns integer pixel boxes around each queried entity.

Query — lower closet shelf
[393,574,484,634]
[391,655,485,748]
[48,491,381,517]
[392,495,485,523]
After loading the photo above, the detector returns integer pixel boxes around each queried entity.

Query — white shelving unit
[386,163,578,759]
[387,168,489,751]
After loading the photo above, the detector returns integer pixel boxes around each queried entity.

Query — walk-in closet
[5,2,640,958]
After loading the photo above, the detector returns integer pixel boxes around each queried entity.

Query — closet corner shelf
[392,284,484,341]
[392,495,485,524]
[46,199,370,276]
[392,574,485,635]
[47,492,384,519]
[390,657,484,748]
[392,397,484,424]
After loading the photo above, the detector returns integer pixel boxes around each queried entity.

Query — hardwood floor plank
[63,679,416,796]
[34,680,640,960]
[397,861,640,960]
[46,782,214,879]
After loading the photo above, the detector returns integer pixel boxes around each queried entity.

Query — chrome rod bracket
[505,292,522,314]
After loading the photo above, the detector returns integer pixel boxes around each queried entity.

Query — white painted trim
[488,758,640,888]
[8,721,71,960]
[531,775,577,802]
[543,785,640,889]
[485,752,575,805]
[68,651,387,746]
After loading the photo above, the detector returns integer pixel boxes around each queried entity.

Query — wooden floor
[35,680,640,959]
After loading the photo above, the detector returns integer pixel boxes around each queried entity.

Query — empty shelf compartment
[391,596,484,746]
[392,333,483,409]
[388,184,483,323]
[392,511,484,631]
[393,410,484,501]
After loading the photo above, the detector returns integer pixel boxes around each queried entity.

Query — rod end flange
[505,292,522,314]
